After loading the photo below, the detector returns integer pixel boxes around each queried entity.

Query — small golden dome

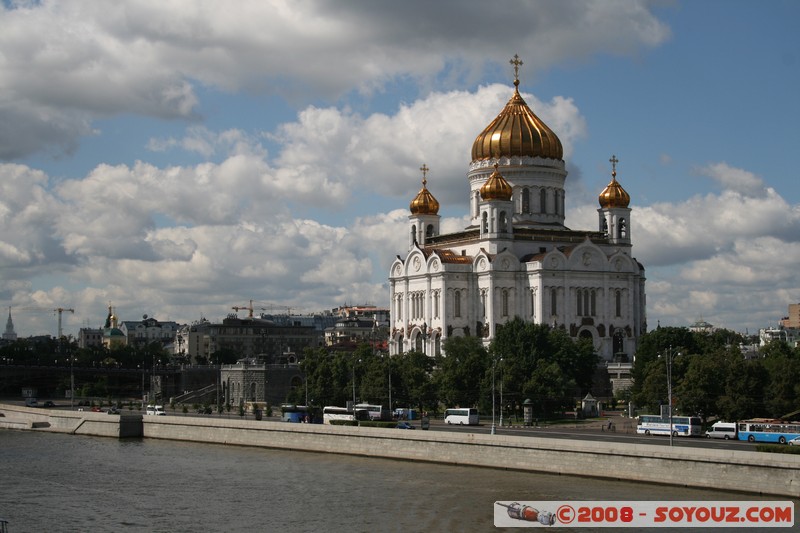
[409,164,440,215]
[599,155,630,208]
[480,164,513,201]
[471,57,563,162]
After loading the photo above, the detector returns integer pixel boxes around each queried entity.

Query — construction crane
[55,307,75,339]
[15,306,75,338]
[231,300,268,319]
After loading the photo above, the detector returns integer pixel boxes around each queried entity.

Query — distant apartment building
[761,303,800,348]
[181,315,323,364]
[78,327,104,349]
[780,303,800,329]
[759,326,800,348]
[119,315,180,347]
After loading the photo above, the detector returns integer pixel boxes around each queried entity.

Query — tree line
[630,326,800,424]
[288,317,598,419]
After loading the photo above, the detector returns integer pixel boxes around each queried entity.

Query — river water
[0,430,794,532]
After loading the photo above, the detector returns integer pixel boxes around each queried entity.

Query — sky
[1,0,799,339]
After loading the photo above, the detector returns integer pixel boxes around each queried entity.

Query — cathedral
[388,56,646,363]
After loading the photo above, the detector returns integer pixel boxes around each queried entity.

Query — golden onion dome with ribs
[471,78,563,162]
[598,158,631,208]
[480,164,513,201]
[409,165,440,215]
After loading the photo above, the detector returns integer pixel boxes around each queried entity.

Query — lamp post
[491,356,496,435]
[352,356,357,406]
[660,346,676,447]
[499,358,504,428]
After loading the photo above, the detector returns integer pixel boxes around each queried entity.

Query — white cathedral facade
[388,59,646,363]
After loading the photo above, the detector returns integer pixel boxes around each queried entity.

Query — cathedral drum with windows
[388,55,646,363]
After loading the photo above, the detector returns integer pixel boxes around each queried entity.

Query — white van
[705,422,737,440]
[146,405,166,416]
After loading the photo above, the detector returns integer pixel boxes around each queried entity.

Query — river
[0,430,794,532]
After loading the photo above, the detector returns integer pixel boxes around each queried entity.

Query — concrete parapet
[139,416,800,498]
[0,403,142,438]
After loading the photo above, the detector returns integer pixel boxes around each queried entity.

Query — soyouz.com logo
[494,501,794,528]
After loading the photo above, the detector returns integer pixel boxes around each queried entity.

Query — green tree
[488,318,598,417]
[433,336,489,408]
[675,350,728,424]
[389,350,436,412]
[717,357,769,421]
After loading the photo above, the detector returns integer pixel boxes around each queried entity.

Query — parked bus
[280,404,310,422]
[354,403,391,421]
[636,414,702,437]
[737,419,800,444]
[322,406,369,425]
[444,408,479,425]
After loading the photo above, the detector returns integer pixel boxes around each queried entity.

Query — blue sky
[1,0,798,338]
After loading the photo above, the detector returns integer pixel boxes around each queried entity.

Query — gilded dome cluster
[409,164,440,215]
[480,164,513,201]
[598,155,631,208]
[470,78,563,162]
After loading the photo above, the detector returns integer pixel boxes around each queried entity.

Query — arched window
[530,289,536,319]
[591,289,596,316]
[499,211,507,232]
[540,189,547,213]
[502,289,509,317]
[576,289,583,316]
[618,218,627,239]
[250,382,256,401]
[550,287,557,316]
[482,212,489,233]
[455,290,462,318]
[521,188,530,213]
[602,218,609,236]
[615,289,622,318]
[410,224,417,244]
[613,328,625,356]
[426,224,435,238]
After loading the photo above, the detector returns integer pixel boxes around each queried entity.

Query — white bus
[354,403,391,421]
[322,406,369,425]
[444,408,479,425]
[636,414,701,437]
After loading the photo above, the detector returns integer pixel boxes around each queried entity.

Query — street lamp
[499,358,504,428]
[352,356,357,406]
[659,346,678,447]
[491,356,497,435]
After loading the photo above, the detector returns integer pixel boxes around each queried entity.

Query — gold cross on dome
[609,155,619,176]
[509,54,523,83]
[420,163,429,185]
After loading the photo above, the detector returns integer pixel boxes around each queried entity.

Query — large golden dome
[409,164,440,215]
[480,164,513,201]
[599,156,630,208]
[471,79,563,162]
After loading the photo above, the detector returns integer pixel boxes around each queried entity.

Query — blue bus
[737,419,800,444]
[280,404,310,422]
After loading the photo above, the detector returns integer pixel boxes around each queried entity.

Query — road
[36,401,753,451]
[430,419,751,451]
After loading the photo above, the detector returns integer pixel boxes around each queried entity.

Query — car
[90,406,102,412]
[107,407,120,415]
[395,422,415,430]
[43,401,55,408]
[788,436,800,446]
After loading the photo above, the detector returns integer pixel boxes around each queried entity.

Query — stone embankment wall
[1,403,797,498]
[0,403,141,438]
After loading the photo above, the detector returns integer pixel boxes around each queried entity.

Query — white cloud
[0,0,667,159]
